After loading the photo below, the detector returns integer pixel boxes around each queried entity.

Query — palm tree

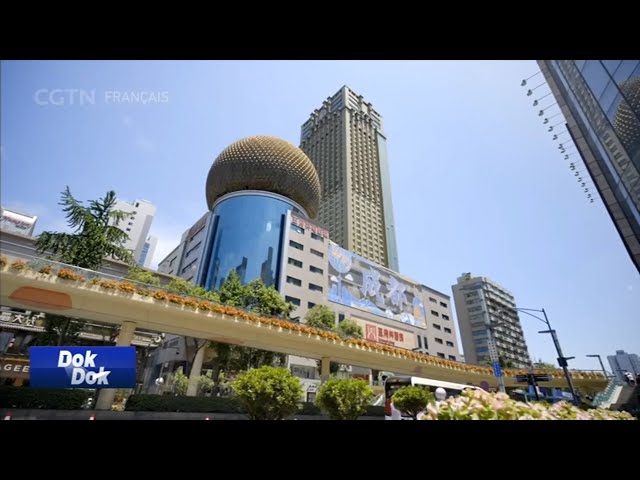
[35,186,135,270]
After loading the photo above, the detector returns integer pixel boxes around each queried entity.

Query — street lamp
[498,306,580,406]
[586,354,609,379]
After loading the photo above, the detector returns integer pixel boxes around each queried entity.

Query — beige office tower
[452,273,532,370]
[300,86,399,271]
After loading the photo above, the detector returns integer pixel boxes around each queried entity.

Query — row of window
[287,257,324,275]
[434,338,455,348]
[432,324,452,334]
[286,276,323,292]
[288,240,325,258]
[427,297,449,309]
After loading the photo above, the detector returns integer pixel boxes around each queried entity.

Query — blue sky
[1,60,638,370]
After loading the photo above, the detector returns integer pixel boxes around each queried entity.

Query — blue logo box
[30,346,137,389]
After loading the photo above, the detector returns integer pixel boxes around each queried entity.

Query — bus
[384,375,481,420]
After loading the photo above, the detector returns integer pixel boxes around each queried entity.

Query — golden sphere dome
[206,136,321,218]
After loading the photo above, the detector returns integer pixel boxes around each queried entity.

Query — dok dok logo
[58,350,111,385]
[29,346,137,389]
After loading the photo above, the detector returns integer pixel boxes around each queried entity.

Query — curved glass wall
[201,192,299,291]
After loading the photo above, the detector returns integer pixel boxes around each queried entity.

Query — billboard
[0,207,37,236]
[30,346,137,389]
[327,242,426,328]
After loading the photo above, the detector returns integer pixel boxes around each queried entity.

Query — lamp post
[586,354,609,379]
[499,306,580,406]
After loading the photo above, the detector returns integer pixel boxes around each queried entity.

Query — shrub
[10,259,27,271]
[57,268,85,281]
[0,386,89,410]
[38,264,53,275]
[125,394,243,413]
[392,385,435,420]
[315,378,374,420]
[421,389,637,420]
[231,366,302,420]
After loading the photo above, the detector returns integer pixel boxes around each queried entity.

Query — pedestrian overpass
[0,257,607,403]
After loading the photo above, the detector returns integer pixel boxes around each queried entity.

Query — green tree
[33,314,83,346]
[198,370,215,396]
[315,378,374,420]
[35,187,135,270]
[217,270,245,306]
[533,359,556,370]
[336,319,363,338]
[392,386,434,420]
[305,305,335,330]
[173,367,189,395]
[126,265,161,286]
[231,366,302,420]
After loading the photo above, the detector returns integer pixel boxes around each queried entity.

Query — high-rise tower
[538,60,640,273]
[300,86,399,271]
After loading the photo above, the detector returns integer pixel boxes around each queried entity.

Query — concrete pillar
[320,356,331,382]
[186,345,206,397]
[95,321,136,411]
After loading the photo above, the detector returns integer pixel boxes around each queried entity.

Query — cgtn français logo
[30,346,136,389]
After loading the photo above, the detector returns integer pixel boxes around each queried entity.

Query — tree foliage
[126,265,161,286]
[392,386,434,420]
[231,366,302,420]
[336,319,363,338]
[33,314,83,346]
[533,360,556,370]
[35,187,135,270]
[305,305,335,330]
[173,367,190,396]
[315,378,374,420]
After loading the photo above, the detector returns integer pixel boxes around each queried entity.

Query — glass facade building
[539,60,640,273]
[198,192,303,291]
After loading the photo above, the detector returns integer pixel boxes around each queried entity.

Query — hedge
[125,395,386,416]
[0,386,90,410]
[125,394,244,413]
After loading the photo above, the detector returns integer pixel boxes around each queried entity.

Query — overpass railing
[0,252,607,382]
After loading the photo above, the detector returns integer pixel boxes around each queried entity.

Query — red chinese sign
[364,323,405,346]
[291,214,329,239]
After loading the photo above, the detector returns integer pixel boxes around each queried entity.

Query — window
[128,222,133,226]
[431,310,439,317]
[307,302,316,309]
[429,297,437,303]
[289,240,303,251]
[126,228,131,232]
[435,338,443,344]
[433,324,441,330]
[169,257,176,267]
[338,314,345,323]
[439,301,447,308]
[422,336,428,350]
[310,248,324,258]
[437,353,445,359]
[290,224,304,234]
[309,265,323,274]
[186,276,194,282]
[446,341,454,347]
[309,283,323,292]
[444,327,452,334]
[476,346,488,353]
[417,336,422,348]
[448,355,456,361]
[286,276,301,287]
[288,257,302,268]
[181,259,198,274]
[285,296,300,306]
[311,232,324,242]
[185,241,202,258]
[442,314,450,321]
